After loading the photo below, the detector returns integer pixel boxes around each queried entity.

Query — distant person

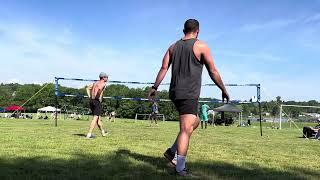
[37,112,43,119]
[200,104,210,129]
[51,112,55,119]
[150,102,159,125]
[76,114,82,120]
[148,19,229,176]
[109,111,116,122]
[315,130,320,140]
[86,72,108,139]
[70,113,75,119]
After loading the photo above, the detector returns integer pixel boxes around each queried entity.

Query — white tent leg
[279,105,282,130]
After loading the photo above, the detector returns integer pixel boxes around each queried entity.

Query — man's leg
[176,114,199,172]
[164,116,199,167]
[201,121,203,129]
[205,121,207,129]
[151,117,154,124]
[96,116,103,129]
[169,116,199,152]
[96,116,107,136]
[87,115,99,137]
[194,117,200,129]
[170,138,178,153]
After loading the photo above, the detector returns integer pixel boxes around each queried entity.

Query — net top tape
[55,77,260,87]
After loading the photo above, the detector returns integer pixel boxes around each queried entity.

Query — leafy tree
[1,83,319,121]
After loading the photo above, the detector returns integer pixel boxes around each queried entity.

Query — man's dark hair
[183,19,199,34]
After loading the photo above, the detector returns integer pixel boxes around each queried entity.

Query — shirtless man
[86,72,108,138]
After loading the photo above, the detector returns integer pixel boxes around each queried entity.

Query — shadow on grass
[72,133,86,137]
[297,136,320,140]
[0,149,319,180]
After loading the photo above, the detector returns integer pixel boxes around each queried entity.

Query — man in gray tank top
[148,19,229,176]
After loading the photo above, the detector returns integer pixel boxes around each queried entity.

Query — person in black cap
[148,19,229,176]
[86,72,108,138]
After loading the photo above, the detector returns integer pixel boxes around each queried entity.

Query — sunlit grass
[0,118,319,180]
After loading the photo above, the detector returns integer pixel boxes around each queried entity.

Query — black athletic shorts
[172,99,198,115]
[151,112,158,118]
[89,99,102,116]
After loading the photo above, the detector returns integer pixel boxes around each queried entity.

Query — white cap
[99,72,108,79]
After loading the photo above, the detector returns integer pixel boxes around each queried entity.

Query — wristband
[152,86,158,90]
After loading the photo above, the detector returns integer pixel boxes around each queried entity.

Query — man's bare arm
[201,42,229,102]
[99,84,107,102]
[86,84,93,98]
[148,45,173,100]
[153,45,173,88]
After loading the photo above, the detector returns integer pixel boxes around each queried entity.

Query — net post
[279,104,282,130]
[257,84,262,136]
[54,77,59,127]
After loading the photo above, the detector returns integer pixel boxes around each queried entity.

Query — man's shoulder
[195,39,208,48]
[101,81,107,86]
[168,42,177,53]
[194,40,210,55]
[96,81,106,87]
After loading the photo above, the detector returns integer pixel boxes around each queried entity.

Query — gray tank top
[169,38,204,100]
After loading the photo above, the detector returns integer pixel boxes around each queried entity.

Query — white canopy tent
[37,106,61,112]
[37,106,61,120]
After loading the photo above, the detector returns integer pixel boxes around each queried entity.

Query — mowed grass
[0,118,319,180]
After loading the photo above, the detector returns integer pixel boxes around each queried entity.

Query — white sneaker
[176,168,193,177]
[86,134,95,139]
[102,131,108,137]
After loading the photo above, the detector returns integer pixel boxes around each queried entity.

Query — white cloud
[0,19,318,102]
[32,81,43,85]
[0,21,165,90]
[304,13,320,23]
[295,24,320,50]
[216,49,285,63]
[200,61,320,102]
[239,13,320,33]
[202,32,225,41]
[7,78,21,84]
[240,19,297,32]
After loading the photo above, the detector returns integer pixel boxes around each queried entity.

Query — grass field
[0,118,319,180]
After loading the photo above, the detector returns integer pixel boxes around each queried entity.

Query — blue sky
[0,0,320,101]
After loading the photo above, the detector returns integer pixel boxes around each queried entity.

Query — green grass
[0,118,319,180]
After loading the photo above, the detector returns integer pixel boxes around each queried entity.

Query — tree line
[0,83,319,121]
